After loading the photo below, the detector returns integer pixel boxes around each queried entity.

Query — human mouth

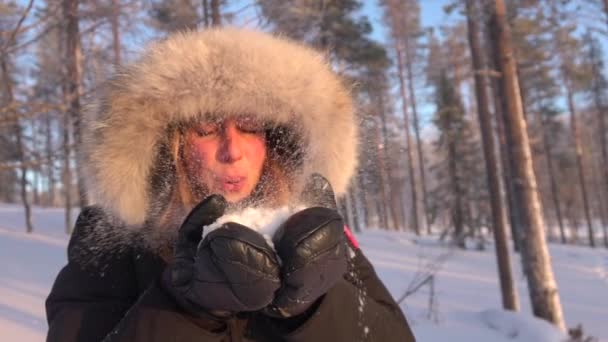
[220,176,246,192]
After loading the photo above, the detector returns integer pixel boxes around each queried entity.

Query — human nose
[217,123,243,163]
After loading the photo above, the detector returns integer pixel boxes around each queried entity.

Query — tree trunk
[395,43,420,235]
[448,137,464,247]
[357,171,370,229]
[483,4,523,252]
[466,0,519,311]
[398,183,408,231]
[590,144,608,248]
[488,0,566,331]
[491,64,522,252]
[567,206,580,244]
[565,84,596,248]
[590,43,608,248]
[44,111,56,206]
[539,113,566,244]
[63,0,87,208]
[374,110,392,230]
[111,0,121,66]
[349,184,362,232]
[403,33,430,234]
[62,111,73,234]
[202,0,209,27]
[1,51,33,233]
[32,123,40,206]
[33,162,40,205]
[210,0,221,26]
[19,136,33,233]
[375,197,386,230]
[377,89,400,231]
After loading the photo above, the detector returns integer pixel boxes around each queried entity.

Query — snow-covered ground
[1,203,607,341]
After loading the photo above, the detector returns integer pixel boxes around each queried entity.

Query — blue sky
[363,0,452,43]
[361,0,453,134]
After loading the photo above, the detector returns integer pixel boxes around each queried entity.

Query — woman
[45,28,416,342]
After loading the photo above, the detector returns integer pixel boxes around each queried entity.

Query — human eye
[194,123,218,137]
[236,117,265,134]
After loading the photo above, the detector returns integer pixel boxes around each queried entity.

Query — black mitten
[266,174,348,318]
[162,195,281,318]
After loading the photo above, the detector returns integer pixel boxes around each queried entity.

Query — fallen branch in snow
[397,250,452,321]
[397,274,434,303]
[567,324,598,342]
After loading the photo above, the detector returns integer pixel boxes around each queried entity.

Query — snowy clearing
[0,204,606,341]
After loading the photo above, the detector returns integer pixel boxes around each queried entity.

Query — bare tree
[63,0,87,208]
[488,0,566,331]
[1,0,35,233]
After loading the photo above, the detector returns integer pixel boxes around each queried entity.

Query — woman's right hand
[161,195,281,318]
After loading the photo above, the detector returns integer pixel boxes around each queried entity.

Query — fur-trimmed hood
[82,28,358,226]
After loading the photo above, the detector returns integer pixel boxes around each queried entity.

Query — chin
[222,191,251,204]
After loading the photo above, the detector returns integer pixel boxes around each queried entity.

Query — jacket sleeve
[269,247,416,342]
[45,206,228,342]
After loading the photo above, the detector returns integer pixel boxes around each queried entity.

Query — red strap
[343,225,359,249]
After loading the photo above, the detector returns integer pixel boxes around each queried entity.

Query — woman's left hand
[265,176,348,318]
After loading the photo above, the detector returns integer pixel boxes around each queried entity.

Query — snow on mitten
[162,195,281,318]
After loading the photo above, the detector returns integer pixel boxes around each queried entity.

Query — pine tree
[465,0,519,311]
[487,0,566,330]
[582,30,608,248]
[381,0,430,234]
[431,69,472,247]
[509,4,566,242]
[549,2,596,247]
[256,0,385,75]
[149,0,201,32]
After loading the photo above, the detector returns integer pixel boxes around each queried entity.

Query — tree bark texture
[395,43,420,235]
[565,84,596,248]
[1,52,33,233]
[538,112,566,244]
[489,0,566,331]
[403,33,430,234]
[63,0,87,208]
[465,0,519,311]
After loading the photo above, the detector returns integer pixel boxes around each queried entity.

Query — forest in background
[2,0,608,338]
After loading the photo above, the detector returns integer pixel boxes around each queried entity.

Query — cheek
[245,137,267,169]
[185,140,215,172]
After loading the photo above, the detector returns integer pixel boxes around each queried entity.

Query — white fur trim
[81,28,358,225]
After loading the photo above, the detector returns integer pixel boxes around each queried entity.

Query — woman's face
[183,116,267,203]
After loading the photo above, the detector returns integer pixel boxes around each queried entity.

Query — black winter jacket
[46,207,416,342]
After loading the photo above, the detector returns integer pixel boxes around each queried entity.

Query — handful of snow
[202,205,306,248]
